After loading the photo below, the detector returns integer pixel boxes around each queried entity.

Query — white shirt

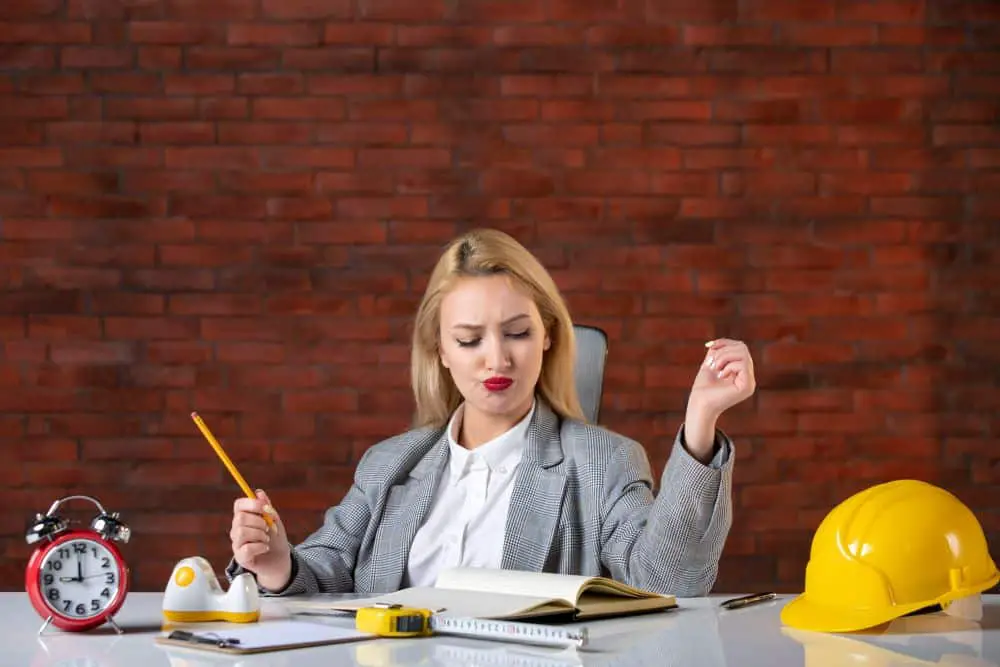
[404,401,535,587]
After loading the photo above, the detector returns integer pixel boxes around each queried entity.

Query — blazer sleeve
[225,448,376,596]
[597,426,734,597]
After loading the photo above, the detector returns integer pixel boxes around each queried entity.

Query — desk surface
[5,592,998,667]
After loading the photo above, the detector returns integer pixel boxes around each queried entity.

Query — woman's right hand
[231,489,292,592]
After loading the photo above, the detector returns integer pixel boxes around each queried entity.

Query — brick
[781,25,875,46]
[0,0,62,17]
[130,22,223,44]
[723,172,816,195]
[254,97,346,120]
[186,47,279,71]
[619,101,712,121]
[745,124,833,145]
[228,23,322,46]
[166,0,257,19]
[359,0,447,19]
[60,46,133,68]
[587,25,679,46]
[819,173,913,195]
[741,0,834,20]
[0,22,91,43]
[453,0,546,21]
[262,147,355,169]
[647,0,739,21]
[140,122,215,144]
[494,26,585,46]
[0,96,67,120]
[878,26,965,46]
[837,0,925,21]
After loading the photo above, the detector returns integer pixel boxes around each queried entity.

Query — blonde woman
[228,229,755,596]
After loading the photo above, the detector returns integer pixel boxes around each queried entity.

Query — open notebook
[286,567,677,621]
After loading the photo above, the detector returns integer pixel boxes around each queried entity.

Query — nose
[485,335,510,372]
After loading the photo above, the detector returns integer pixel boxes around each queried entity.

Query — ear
[543,331,551,351]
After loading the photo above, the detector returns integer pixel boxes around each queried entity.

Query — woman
[228,228,755,597]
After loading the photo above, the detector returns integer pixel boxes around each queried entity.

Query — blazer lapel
[372,433,449,593]
[502,400,567,572]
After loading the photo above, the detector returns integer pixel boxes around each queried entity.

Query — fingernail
[263,504,274,515]
[705,340,715,347]
[718,371,724,379]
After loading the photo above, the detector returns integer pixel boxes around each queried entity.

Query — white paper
[179,620,372,650]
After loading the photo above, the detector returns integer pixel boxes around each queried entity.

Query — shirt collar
[446,400,534,479]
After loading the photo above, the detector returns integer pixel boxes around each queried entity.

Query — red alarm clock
[24,495,131,634]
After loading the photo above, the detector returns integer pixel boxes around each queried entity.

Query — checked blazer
[229,398,735,597]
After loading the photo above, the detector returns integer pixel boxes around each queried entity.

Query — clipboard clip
[167,630,242,649]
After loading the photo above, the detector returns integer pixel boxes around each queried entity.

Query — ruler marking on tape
[430,615,588,648]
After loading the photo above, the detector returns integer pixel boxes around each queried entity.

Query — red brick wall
[2,0,998,594]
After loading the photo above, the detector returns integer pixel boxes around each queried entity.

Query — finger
[231,524,271,548]
[708,350,747,373]
[720,362,756,392]
[706,339,748,356]
[704,348,746,372]
[237,542,270,567]
[233,511,269,533]
[255,489,281,526]
[717,360,746,380]
[234,496,268,515]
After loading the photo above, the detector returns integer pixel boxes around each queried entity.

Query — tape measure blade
[429,616,588,649]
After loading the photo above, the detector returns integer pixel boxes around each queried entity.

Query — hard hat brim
[780,594,932,633]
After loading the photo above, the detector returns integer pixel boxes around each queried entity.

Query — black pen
[720,592,777,610]
[168,630,242,648]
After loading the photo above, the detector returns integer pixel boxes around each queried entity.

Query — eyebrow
[452,314,531,331]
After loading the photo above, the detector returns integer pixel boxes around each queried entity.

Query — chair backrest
[572,324,609,424]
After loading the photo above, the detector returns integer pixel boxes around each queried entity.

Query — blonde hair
[411,228,585,428]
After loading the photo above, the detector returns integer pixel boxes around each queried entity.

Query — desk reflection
[783,606,1000,667]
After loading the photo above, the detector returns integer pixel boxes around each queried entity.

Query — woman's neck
[458,399,533,450]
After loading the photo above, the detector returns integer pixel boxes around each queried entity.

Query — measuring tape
[356,603,588,649]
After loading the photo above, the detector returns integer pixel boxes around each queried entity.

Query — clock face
[37,538,121,620]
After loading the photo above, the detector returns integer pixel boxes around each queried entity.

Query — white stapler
[162,556,260,623]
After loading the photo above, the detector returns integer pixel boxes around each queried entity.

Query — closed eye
[455,330,531,347]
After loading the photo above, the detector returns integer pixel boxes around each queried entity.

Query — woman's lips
[483,377,513,392]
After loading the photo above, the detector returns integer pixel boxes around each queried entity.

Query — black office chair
[572,324,609,424]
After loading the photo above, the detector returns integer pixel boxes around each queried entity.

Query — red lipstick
[483,376,513,392]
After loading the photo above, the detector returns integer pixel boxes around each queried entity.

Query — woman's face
[438,274,550,423]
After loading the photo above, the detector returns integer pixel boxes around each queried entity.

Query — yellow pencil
[191,411,274,529]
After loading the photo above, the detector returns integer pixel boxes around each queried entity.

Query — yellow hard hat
[781,479,999,633]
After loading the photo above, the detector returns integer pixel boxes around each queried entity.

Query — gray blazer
[229,399,735,597]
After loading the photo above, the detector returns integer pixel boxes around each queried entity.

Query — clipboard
[154,620,375,655]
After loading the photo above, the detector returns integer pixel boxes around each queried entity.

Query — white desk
[6,592,999,667]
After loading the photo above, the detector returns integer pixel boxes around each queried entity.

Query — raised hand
[230,489,292,592]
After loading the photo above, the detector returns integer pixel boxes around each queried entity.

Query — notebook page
[310,586,573,619]
[436,568,596,606]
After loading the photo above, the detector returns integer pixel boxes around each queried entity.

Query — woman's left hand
[688,338,756,421]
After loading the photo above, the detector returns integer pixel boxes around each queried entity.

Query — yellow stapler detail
[162,556,260,623]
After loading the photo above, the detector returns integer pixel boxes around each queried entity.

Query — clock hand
[77,559,83,582]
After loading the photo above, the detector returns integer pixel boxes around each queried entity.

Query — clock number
[101,588,110,598]
[75,603,85,615]
[58,547,70,559]
[91,599,101,611]
[105,572,115,584]
[47,588,60,601]
[43,573,53,585]
[73,543,87,554]
[62,600,71,612]
[101,557,110,568]
[46,560,63,571]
